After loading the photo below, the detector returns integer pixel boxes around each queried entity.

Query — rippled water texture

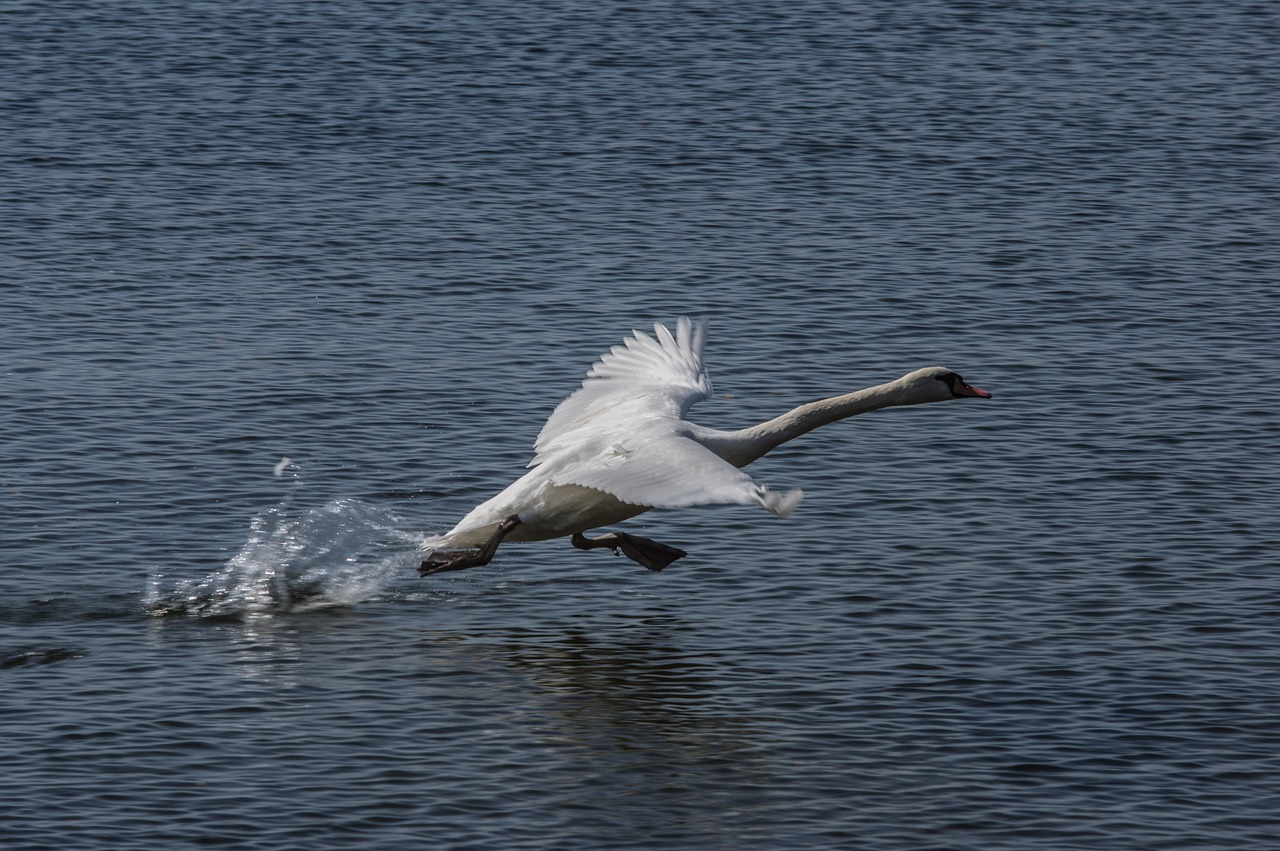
[3,1,1278,849]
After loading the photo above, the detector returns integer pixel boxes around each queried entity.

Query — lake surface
[3,1,1277,849]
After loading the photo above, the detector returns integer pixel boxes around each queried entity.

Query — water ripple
[4,0,1278,848]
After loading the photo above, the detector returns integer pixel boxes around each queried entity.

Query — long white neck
[694,376,933,468]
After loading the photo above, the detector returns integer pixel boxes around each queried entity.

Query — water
[3,1,1278,848]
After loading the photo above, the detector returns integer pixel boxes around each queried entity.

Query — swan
[419,317,991,575]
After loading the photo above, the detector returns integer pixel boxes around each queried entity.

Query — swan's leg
[419,516,521,576]
[570,531,687,573]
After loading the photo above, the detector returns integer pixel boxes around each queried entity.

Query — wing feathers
[534,318,711,459]
[550,436,803,517]
[528,317,803,520]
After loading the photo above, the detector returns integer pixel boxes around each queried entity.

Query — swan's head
[902,366,993,402]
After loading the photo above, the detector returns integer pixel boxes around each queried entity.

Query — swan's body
[420,318,990,574]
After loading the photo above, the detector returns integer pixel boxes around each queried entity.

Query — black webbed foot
[419,515,521,576]
[571,530,687,572]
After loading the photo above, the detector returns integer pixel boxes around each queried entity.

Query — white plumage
[419,317,990,575]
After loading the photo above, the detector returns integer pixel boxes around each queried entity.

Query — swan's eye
[937,371,992,399]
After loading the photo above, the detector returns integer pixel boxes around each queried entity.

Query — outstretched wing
[530,318,803,518]
[548,434,803,518]
[533,317,711,463]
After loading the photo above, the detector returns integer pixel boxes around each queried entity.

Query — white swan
[419,317,991,575]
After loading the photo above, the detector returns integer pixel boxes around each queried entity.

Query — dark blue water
[3,1,1278,848]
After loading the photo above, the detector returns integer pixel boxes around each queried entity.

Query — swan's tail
[758,487,804,518]
[418,534,450,555]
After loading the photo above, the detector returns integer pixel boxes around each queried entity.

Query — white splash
[146,496,421,618]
